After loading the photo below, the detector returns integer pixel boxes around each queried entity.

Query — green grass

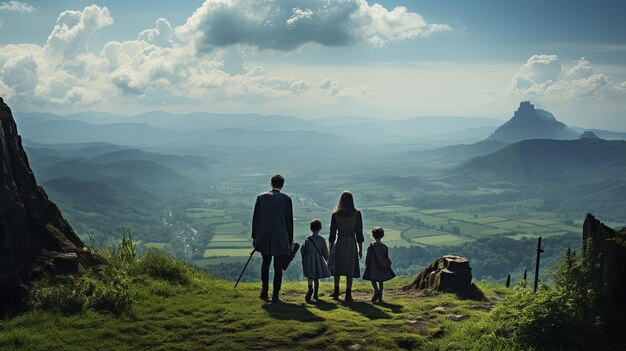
[203,248,253,257]
[210,235,247,242]
[403,228,442,239]
[470,216,508,225]
[2,272,508,351]
[411,234,469,245]
[192,256,248,265]
[489,221,526,230]
[205,241,251,248]
[144,242,168,249]
[419,209,453,215]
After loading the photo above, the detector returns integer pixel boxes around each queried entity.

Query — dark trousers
[261,254,283,296]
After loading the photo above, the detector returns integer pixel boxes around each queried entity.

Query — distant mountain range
[14,111,505,149]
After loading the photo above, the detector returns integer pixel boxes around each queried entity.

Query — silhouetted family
[251,174,395,304]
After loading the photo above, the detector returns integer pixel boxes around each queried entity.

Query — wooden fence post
[534,236,544,293]
[505,274,511,288]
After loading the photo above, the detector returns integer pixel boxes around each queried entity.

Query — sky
[0,0,625,130]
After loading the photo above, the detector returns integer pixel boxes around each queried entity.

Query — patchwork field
[184,192,624,267]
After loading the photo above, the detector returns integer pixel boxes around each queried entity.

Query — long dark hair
[333,190,357,217]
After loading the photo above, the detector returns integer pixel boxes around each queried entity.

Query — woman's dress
[328,211,364,277]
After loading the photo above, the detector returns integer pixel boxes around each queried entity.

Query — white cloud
[320,79,370,98]
[0,2,398,110]
[510,55,626,101]
[139,18,174,47]
[0,1,36,13]
[287,8,314,28]
[514,54,561,85]
[175,0,450,52]
[565,57,594,80]
[0,79,13,99]
[45,5,113,58]
[0,6,345,108]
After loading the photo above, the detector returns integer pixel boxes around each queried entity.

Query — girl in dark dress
[328,191,364,302]
[363,227,396,303]
[301,219,331,302]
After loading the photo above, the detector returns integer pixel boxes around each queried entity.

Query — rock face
[487,101,579,143]
[583,214,626,319]
[0,98,88,310]
[404,255,482,299]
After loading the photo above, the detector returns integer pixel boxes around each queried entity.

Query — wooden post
[505,274,511,288]
[534,236,544,293]
[523,269,527,281]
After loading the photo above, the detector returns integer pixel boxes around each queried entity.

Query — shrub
[136,248,192,285]
[28,264,134,315]
[28,230,137,315]
[27,230,195,315]
[490,245,605,350]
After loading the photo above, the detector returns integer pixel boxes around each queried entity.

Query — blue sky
[1,0,625,129]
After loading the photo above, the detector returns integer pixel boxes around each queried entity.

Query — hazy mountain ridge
[14,111,505,147]
[462,138,626,180]
[410,140,509,163]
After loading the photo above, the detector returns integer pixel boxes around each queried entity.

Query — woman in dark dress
[328,191,364,302]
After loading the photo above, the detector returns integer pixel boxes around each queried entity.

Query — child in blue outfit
[301,219,332,302]
[363,226,396,303]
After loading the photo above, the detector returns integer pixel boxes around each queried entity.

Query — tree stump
[404,255,483,299]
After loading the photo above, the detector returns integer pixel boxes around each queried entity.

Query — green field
[179,177,623,267]
[411,234,469,245]
[204,248,253,257]
[144,242,168,249]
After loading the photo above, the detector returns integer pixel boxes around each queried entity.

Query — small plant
[136,248,193,285]
[28,229,139,315]
[28,264,134,315]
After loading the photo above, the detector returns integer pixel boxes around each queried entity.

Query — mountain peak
[579,131,602,140]
[512,101,556,122]
[486,101,579,143]
[514,101,536,116]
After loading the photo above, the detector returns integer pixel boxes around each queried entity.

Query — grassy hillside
[0,278,509,351]
[1,237,620,351]
[0,243,509,351]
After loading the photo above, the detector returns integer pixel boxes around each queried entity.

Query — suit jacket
[251,189,293,256]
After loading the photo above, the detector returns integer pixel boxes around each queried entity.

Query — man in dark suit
[252,174,294,303]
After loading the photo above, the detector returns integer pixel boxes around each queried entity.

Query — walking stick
[234,247,256,288]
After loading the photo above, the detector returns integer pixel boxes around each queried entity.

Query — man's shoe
[305,288,313,303]
[259,291,269,301]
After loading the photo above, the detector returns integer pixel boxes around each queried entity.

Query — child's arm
[365,245,372,266]
[300,240,307,259]
[322,240,329,261]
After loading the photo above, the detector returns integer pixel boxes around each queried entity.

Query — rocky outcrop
[0,97,91,310]
[404,255,483,299]
[487,101,579,143]
[583,214,626,319]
